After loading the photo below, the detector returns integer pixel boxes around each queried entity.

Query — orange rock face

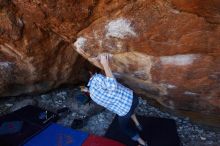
[0,0,95,96]
[0,0,220,116]
[171,0,220,24]
[73,0,220,115]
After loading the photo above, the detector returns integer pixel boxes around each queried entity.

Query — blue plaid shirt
[87,73,133,116]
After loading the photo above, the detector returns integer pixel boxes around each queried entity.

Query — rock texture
[0,0,96,96]
[73,0,220,116]
[0,0,220,116]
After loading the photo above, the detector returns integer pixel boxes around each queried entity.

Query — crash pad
[105,116,181,146]
[24,123,89,146]
[0,105,57,146]
[82,134,125,146]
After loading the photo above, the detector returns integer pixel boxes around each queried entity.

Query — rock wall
[73,0,220,116]
[0,0,220,116]
[0,0,95,96]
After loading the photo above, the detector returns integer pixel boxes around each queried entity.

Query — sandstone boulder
[73,0,220,116]
[0,0,131,96]
[0,0,220,118]
[0,0,95,96]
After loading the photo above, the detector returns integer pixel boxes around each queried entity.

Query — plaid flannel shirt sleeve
[104,77,117,91]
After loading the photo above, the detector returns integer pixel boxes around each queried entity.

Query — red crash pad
[82,135,125,146]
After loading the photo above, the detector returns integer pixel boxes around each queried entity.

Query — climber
[77,48,148,146]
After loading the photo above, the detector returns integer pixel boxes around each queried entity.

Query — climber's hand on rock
[99,53,113,77]
[99,53,110,67]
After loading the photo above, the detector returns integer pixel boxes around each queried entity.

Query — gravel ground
[0,86,219,146]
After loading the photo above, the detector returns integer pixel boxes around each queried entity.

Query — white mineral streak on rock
[0,61,12,70]
[105,18,137,39]
[160,54,199,66]
[170,8,180,14]
[161,83,176,89]
[159,83,177,96]
[184,91,199,96]
[74,37,87,50]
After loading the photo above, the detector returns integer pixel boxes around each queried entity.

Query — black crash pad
[0,105,57,146]
[105,116,181,146]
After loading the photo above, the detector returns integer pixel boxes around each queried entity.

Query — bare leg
[131,114,140,126]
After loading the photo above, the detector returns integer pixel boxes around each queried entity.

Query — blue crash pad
[24,123,88,146]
